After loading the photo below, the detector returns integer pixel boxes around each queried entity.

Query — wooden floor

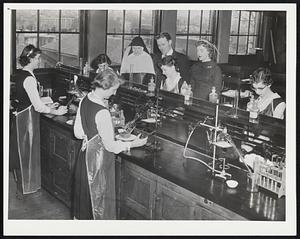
[8,172,72,219]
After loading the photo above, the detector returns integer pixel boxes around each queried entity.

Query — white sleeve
[23,76,51,113]
[273,102,286,119]
[95,109,130,154]
[120,46,131,74]
[73,99,85,139]
[146,54,156,75]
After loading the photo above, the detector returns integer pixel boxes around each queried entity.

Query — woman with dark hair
[120,36,155,76]
[250,67,285,119]
[73,69,147,219]
[159,55,184,94]
[12,44,67,196]
[190,39,222,100]
[90,53,112,73]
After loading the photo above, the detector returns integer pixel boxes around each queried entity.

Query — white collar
[162,48,174,58]
[257,92,281,111]
[88,92,108,107]
[22,68,35,77]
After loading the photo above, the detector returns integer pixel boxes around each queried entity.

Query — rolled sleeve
[95,110,130,154]
[23,77,51,113]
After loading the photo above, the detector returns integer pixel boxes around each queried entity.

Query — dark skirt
[72,149,93,219]
[72,145,116,220]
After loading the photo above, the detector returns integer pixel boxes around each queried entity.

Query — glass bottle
[247,94,259,123]
[180,81,188,97]
[148,77,155,96]
[209,86,218,103]
[119,110,125,127]
[83,62,89,76]
[185,84,193,105]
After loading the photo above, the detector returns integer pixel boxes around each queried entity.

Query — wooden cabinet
[115,156,122,219]
[40,118,80,208]
[154,181,196,220]
[119,159,246,220]
[40,120,52,191]
[120,161,156,220]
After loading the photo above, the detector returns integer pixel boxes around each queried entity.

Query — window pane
[124,10,139,34]
[249,12,260,35]
[16,33,38,68]
[176,10,188,34]
[61,34,79,67]
[189,11,201,34]
[201,11,214,34]
[141,10,154,34]
[16,10,37,31]
[229,36,238,54]
[230,11,240,35]
[107,35,123,65]
[107,10,123,34]
[124,35,136,51]
[39,10,59,32]
[61,10,79,32]
[175,35,187,55]
[141,35,153,53]
[248,36,256,54]
[39,34,59,67]
[239,11,250,35]
[237,36,247,54]
[187,36,199,61]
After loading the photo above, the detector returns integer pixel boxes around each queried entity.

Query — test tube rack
[254,161,285,198]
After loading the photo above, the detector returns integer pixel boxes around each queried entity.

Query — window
[106,10,158,65]
[175,10,217,60]
[15,10,81,68]
[229,10,262,55]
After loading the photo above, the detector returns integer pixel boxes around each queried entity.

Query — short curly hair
[195,40,216,60]
[91,69,124,90]
[90,54,112,71]
[250,67,273,86]
[19,44,42,67]
[159,55,180,72]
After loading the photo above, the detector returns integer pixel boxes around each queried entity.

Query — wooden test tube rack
[254,161,285,198]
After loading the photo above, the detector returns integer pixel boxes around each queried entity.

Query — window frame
[229,10,263,55]
[105,10,161,65]
[13,9,84,70]
[175,10,218,59]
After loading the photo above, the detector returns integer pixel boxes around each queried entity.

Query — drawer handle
[155,196,161,201]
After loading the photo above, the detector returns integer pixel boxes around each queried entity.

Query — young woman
[12,44,67,195]
[90,53,112,73]
[190,39,222,100]
[159,55,184,94]
[73,69,147,219]
[250,67,286,119]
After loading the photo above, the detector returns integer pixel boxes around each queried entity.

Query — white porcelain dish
[115,134,136,142]
[226,180,238,189]
[141,118,159,123]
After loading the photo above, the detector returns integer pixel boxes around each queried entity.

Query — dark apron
[15,105,41,194]
[83,134,116,219]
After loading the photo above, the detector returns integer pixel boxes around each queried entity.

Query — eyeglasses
[251,85,267,91]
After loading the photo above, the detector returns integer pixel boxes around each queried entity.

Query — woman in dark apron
[73,69,147,219]
[11,44,67,195]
